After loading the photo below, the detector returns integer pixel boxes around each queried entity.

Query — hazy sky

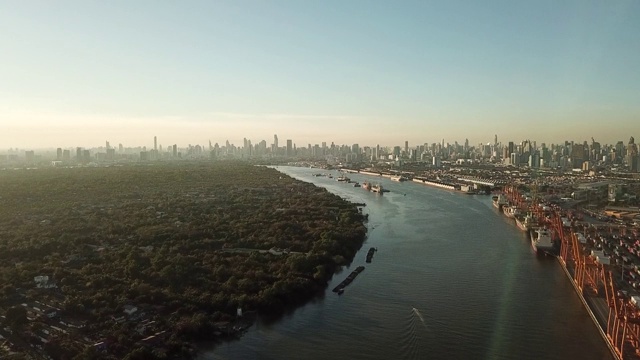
[2,1,639,149]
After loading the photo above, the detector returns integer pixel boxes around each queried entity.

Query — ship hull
[515,220,529,231]
[531,241,554,255]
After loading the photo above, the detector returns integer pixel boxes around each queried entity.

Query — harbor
[206,166,613,360]
[496,185,640,360]
[329,165,640,360]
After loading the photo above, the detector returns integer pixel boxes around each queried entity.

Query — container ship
[503,205,521,219]
[515,213,535,231]
[492,194,508,210]
[531,228,554,255]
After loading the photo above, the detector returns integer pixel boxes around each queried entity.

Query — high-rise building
[56,148,62,160]
[286,139,293,157]
[76,147,83,162]
[528,151,540,168]
[404,141,409,154]
[511,153,519,167]
[571,144,584,168]
[62,149,70,161]
[25,150,35,164]
[154,136,157,151]
[172,144,178,157]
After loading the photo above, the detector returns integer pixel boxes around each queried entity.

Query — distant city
[1,134,639,173]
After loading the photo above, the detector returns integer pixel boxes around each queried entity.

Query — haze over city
[2,1,640,148]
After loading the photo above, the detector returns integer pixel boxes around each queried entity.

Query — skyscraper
[154,136,157,151]
[286,139,293,157]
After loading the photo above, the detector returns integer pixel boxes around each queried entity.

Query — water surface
[202,167,612,360]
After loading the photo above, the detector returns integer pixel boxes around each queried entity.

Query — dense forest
[0,162,367,359]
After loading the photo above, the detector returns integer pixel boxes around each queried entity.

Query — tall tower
[154,136,157,151]
[286,139,293,157]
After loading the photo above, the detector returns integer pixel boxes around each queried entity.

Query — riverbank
[0,163,369,359]
[205,166,611,360]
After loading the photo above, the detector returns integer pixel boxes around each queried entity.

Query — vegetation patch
[0,162,367,359]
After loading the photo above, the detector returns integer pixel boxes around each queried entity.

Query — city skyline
[1,132,637,152]
[2,1,640,148]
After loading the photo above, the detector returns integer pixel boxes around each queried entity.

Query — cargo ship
[371,184,383,194]
[492,194,508,210]
[532,228,554,255]
[503,205,520,219]
[515,213,535,231]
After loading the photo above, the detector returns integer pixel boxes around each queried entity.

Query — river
[200,166,612,360]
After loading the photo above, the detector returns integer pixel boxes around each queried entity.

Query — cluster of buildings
[1,134,639,173]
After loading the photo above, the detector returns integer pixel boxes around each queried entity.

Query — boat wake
[412,307,427,328]
[399,307,429,359]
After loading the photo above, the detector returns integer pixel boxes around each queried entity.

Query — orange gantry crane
[505,183,640,360]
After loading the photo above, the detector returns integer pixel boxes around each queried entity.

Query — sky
[1,0,640,149]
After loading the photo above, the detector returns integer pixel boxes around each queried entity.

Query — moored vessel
[503,206,521,219]
[532,228,554,255]
[492,194,508,210]
[515,213,535,231]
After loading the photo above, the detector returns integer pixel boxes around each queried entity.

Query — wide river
[202,166,612,360]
